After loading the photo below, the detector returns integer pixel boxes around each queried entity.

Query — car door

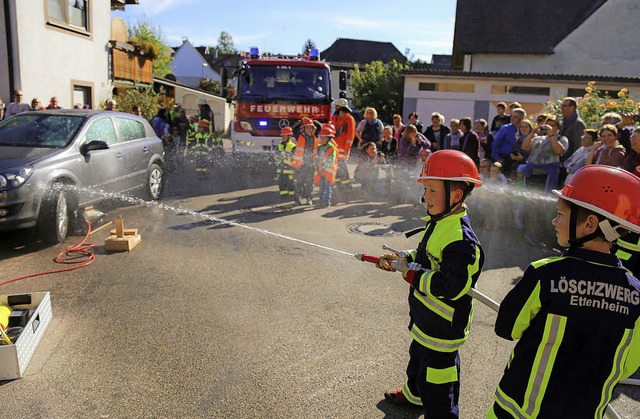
[79,116,126,195]
[114,116,155,192]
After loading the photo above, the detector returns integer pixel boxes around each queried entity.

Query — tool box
[0,292,52,380]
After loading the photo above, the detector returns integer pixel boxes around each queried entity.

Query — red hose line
[0,221,96,287]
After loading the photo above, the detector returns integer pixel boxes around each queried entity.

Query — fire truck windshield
[237,65,330,103]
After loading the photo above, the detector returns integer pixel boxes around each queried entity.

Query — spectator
[585,124,626,168]
[604,111,632,153]
[131,105,143,117]
[520,115,568,193]
[443,118,463,150]
[391,114,405,141]
[5,89,30,118]
[0,96,5,120]
[459,117,480,166]
[73,103,83,109]
[559,97,587,161]
[171,108,191,143]
[424,112,450,151]
[354,141,386,194]
[355,107,384,147]
[47,96,63,110]
[482,162,509,230]
[507,119,533,179]
[379,126,398,193]
[407,111,424,134]
[490,102,511,134]
[379,126,398,159]
[152,108,170,139]
[398,124,429,167]
[478,158,491,182]
[105,99,117,111]
[29,98,45,111]
[475,118,493,161]
[491,107,526,166]
[508,102,522,114]
[563,128,597,184]
[623,127,640,177]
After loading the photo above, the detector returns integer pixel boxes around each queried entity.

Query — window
[116,118,146,143]
[418,82,475,93]
[85,118,117,145]
[567,88,590,98]
[47,0,90,33]
[491,84,550,96]
[73,84,92,109]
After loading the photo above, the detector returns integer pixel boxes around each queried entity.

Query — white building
[170,39,220,88]
[403,0,640,125]
[0,0,140,109]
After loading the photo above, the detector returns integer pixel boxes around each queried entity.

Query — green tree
[217,31,236,54]
[128,17,173,78]
[303,39,316,54]
[350,59,409,123]
[116,86,164,122]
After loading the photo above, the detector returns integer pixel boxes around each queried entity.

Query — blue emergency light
[250,47,261,59]
[309,48,319,61]
[258,120,268,127]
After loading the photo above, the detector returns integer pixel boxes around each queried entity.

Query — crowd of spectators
[348,102,640,246]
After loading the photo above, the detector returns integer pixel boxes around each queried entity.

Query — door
[79,117,126,196]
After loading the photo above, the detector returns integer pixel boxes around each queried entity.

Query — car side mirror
[80,140,109,155]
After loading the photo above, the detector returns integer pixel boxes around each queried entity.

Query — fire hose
[354,244,634,419]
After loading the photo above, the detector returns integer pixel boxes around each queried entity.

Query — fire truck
[222,48,346,156]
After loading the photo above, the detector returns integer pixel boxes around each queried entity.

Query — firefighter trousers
[295,163,314,199]
[404,341,460,418]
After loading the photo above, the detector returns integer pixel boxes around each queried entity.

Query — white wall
[170,41,220,86]
[13,1,112,109]
[471,0,640,78]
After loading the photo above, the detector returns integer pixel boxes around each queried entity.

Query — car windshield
[237,65,330,103]
[0,114,86,148]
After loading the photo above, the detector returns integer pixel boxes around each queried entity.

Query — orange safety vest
[331,112,356,161]
[314,140,338,186]
[292,133,318,169]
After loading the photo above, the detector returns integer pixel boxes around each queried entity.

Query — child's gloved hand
[377,253,409,275]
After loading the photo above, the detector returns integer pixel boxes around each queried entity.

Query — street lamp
[201,62,208,79]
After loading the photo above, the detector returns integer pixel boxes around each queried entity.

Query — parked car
[0,110,165,243]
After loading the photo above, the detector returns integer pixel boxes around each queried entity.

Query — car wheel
[38,188,69,243]
[146,163,163,200]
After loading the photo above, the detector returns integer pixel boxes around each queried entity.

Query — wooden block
[108,228,138,236]
[114,215,124,238]
[104,234,142,252]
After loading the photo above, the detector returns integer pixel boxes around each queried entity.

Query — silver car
[0,110,165,243]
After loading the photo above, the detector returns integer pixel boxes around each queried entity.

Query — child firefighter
[488,165,640,418]
[376,149,485,418]
[273,126,296,199]
[313,123,338,208]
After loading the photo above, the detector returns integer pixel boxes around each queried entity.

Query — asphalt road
[0,156,638,418]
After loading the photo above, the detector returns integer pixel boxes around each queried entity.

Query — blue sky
[112,0,457,62]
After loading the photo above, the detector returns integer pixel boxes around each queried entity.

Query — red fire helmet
[552,165,640,234]
[417,150,482,187]
[280,126,293,136]
[300,117,316,128]
[319,123,335,137]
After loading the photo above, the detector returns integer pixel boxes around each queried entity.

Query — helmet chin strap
[567,202,621,248]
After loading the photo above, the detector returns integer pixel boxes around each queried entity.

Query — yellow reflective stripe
[426,365,458,384]
[402,382,423,406]
[595,329,633,417]
[617,237,640,252]
[523,314,566,417]
[494,386,529,419]
[410,324,466,352]
[413,288,454,322]
[511,282,542,340]
[616,249,632,261]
